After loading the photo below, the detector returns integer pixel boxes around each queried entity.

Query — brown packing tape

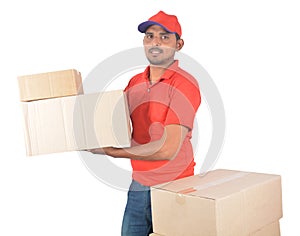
[177,171,250,195]
[178,187,196,194]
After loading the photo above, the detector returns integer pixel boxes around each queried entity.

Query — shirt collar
[142,60,180,81]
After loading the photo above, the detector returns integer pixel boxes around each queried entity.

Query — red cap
[138,11,182,37]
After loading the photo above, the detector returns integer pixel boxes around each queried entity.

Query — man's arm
[88,124,188,161]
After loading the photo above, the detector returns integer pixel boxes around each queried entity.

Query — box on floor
[18,69,83,101]
[251,221,280,236]
[151,169,282,236]
[21,90,131,156]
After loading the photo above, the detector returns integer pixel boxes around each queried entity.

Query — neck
[149,60,174,82]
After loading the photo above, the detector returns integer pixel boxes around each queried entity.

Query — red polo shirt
[125,60,201,186]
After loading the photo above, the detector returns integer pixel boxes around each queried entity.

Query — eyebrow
[145,32,172,36]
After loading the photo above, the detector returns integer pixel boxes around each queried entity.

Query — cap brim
[138,21,176,34]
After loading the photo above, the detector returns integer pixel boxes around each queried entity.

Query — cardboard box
[21,90,131,156]
[151,169,282,236]
[150,221,280,236]
[251,221,280,236]
[18,69,83,101]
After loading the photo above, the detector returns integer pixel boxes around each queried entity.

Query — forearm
[105,138,171,161]
[89,124,188,161]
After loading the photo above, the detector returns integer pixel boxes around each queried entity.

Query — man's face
[143,25,178,67]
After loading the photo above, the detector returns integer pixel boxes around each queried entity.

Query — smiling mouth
[149,48,163,54]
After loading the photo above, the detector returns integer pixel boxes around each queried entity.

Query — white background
[1,0,299,235]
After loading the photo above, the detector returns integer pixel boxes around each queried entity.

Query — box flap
[152,169,281,200]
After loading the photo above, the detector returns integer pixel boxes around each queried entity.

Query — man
[88,11,201,236]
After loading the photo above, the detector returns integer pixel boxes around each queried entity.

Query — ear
[176,39,184,51]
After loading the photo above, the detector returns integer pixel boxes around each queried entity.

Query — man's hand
[85,148,109,155]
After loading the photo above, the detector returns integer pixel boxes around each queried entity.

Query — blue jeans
[121,180,153,236]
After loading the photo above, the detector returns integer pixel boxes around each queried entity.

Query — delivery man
[88,11,201,236]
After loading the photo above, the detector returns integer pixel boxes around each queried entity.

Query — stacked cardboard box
[150,169,282,236]
[150,221,280,235]
[18,69,83,101]
[149,222,280,236]
[18,69,131,156]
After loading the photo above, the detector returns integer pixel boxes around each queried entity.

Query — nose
[152,36,161,46]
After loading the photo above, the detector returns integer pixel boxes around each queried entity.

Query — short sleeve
[164,80,201,130]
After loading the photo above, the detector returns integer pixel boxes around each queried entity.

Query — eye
[145,34,153,39]
[160,35,170,42]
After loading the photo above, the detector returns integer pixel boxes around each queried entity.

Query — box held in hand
[21,90,131,156]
